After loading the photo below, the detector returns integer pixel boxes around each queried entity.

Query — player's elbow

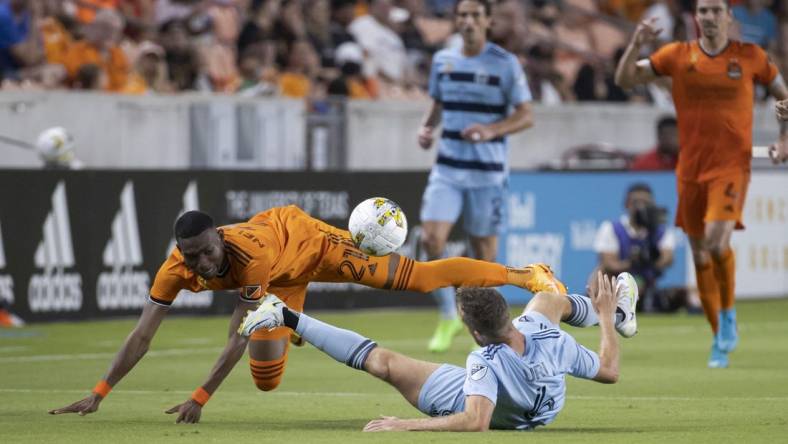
[596,366,619,384]
[463,414,490,432]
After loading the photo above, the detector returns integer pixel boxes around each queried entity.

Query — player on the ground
[417,0,534,353]
[239,270,636,431]
[49,206,564,423]
[614,0,788,368]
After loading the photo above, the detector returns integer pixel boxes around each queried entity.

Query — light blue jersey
[428,42,532,188]
[417,311,600,430]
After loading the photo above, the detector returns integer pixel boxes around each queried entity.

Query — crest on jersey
[469,363,488,381]
[727,59,742,80]
[244,285,262,300]
[197,276,209,289]
[475,70,489,85]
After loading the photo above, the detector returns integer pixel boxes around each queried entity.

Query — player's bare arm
[462,102,534,142]
[48,301,170,416]
[417,99,443,149]
[363,395,495,432]
[589,271,620,384]
[769,76,788,164]
[614,18,662,89]
[165,298,257,424]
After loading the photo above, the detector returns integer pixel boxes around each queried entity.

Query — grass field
[2,299,788,443]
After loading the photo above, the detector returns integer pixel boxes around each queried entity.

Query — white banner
[686,171,788,299]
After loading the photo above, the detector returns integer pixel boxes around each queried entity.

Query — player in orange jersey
[49,206,566,423]
[614,0,788,368]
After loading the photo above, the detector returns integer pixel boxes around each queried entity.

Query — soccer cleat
[708,337,729,368]
[238,294,285,337]
[614,272,639,338]
[0,308,24,328]
[427,318,464,353]
[511,263,568,295]
[717,309,738,353]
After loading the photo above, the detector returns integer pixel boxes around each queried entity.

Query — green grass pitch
[2,299,788,443]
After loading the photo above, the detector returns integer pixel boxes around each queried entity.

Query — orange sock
[249,351,289,392]
[399,257,509,292]
[695,263,720,333]
[712,249,736,310]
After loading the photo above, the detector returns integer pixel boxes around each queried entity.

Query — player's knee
[707,240,730,259]
[363,348,392,382]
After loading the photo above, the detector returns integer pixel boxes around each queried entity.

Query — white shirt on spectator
[593,215,675,255]
[349,15,407,81]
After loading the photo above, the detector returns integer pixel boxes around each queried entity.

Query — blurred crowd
[1,0,786,103]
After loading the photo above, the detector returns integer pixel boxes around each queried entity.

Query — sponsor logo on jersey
[0,220,14,305]
[28,182,83,312]
[96,182,150,310]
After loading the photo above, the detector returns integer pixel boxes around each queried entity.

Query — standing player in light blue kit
[240,269,638,432]
[417,0,535,352]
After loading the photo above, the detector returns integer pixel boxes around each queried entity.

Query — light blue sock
[433,285,457,320]
[294,312,377,370]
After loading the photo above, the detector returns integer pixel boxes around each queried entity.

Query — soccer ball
[35,127,76,165]
[348,197,408,256]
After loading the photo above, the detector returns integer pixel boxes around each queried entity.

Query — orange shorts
[675,171,750,238]
[249,228,409,341]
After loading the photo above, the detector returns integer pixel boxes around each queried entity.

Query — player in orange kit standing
[615,0,788,368]
[49,205,566,423]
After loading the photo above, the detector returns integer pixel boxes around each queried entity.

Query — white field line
[0,347,224,363]
[2,388,787,402]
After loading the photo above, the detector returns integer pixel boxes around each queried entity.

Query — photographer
[593,183,675,311]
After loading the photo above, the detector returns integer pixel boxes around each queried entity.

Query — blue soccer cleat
[708,337,729,369]
[717,308,738,353]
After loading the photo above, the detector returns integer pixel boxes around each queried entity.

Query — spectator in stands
[236,44,278,96]
[593,182,677,312]
[237,0,278,57]
[0,0,40,80]
[349,0,408,83]
[630,116,679,171]
[62,8,131,91]
[278,38,319,98]
[329,0,358,47]
[526,43,573,104]
[73,62,106,89]
[574,47,630,101]
[159,19,199,90]
[489,0,528,55]
[123,40,174,94]
[75,0,120,24]
[306,0,337,67]
[733,0,778,49]
[327,41,377,98]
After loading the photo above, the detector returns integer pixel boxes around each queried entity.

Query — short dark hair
[174,211,215,240]
[454,0,493,17]
[456,288,510,339]
[656,115,677,133]
[626,182,653,198]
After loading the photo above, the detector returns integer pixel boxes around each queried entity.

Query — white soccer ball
[348,197,408,256]
[35,126,75,164]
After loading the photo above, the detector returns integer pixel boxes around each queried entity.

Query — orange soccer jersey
[649,41,777,182]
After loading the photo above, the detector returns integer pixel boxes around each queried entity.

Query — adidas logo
[0,220,14,305]
[166,181,212,309]
[96,182,150,310]
[28,181,83,312]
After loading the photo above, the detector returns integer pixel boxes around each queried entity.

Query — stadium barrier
[2,92,784,171]
[0,169,784,322]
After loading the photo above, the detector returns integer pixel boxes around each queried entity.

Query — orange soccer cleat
[508,263,568,295]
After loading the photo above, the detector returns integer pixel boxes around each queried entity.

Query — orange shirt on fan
[63,40,130,92]
[149,206,343,306]
[76,0,119,23]
[649,41,777,182]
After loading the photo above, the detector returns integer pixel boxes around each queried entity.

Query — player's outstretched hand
[590,271,616,317]
[48,393,102,416]
[417,125,435,149]
[461,124,496,142]
[363,415,406,432]
[165,399,203,424]
[768,139,788,164]
[633,17,662,47]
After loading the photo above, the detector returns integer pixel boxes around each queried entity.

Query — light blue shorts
[417,363,466,417]
[419,178,508,237]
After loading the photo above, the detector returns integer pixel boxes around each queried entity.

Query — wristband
[191,386,211,406]
[92,380,112,398]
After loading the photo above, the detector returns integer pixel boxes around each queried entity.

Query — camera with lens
[631,203,668,270]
